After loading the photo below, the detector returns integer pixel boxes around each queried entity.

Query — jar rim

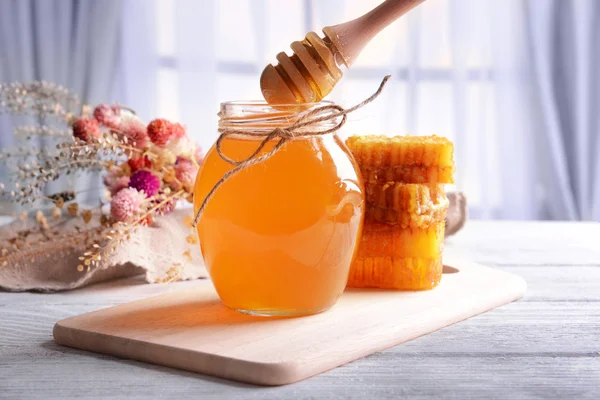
[218,100,340,132]
[220,99,335,108]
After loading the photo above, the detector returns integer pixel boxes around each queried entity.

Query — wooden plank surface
[1,221,599,398]
[51,260,526,385]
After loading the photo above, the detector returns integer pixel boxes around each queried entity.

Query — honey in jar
[193,101,364,316]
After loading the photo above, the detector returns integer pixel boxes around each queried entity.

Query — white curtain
[0,0,122,142]
[0,0,122,208]
[524,0,600,221]
[2,0,598,221]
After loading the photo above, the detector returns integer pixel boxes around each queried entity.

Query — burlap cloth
[0,208,207,292]
[0,193,466,292]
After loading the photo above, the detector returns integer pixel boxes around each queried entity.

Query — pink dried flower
[129,170,161,197]
[118,113,149,149]
[147,118,176,146]
[93,104,121,129]
[174,158,197,187]
[103,172,130,196]
[110,188,145,223]
[128,155,151,172]
[171,123,186,139]
[72,117,100,142]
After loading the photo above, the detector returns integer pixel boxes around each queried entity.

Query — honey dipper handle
[322,0,426,67]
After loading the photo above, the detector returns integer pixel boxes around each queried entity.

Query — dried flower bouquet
[0,81,204,287]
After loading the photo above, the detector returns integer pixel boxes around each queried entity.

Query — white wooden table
[1,221,599,399]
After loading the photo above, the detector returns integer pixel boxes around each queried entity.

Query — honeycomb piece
[357,222,444,258]
[347,256,443,290]
[345,135,455,184]
[347,221,445,290]
[365,183,449,228]
[360,165,455,184]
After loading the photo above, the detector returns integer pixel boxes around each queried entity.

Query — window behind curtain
[149,0,505,218]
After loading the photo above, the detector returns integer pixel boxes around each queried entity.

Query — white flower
[167,135,195,158]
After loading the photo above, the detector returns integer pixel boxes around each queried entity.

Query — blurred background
[1,0,599,221]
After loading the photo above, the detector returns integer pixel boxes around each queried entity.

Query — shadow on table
[67,297,292,330]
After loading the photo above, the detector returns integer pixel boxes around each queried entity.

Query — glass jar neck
[218,101,339,133]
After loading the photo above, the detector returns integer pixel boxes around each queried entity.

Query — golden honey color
[194,134,364,316]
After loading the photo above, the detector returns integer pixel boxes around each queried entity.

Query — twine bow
[192,75,392,227]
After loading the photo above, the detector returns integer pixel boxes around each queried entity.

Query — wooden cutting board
[53,258,526,386]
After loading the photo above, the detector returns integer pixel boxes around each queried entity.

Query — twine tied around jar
[192,75,392,227]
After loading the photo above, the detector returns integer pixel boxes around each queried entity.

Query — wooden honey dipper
[260,0,426,105]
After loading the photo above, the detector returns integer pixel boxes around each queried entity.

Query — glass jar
[193,101,364,316]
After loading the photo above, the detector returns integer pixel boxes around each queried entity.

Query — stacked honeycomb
[346,135,454,290]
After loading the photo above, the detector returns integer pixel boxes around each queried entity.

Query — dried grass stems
[0,81,81,123]
[0,198,105,265]
[0,133,160,206]
[0,224,105,268]
[13,125,73,139]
